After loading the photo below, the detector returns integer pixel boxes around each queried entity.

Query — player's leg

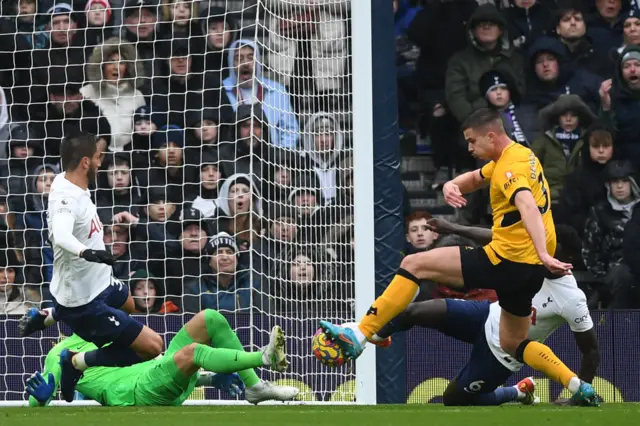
[18,307,57,337]
[320,246,464,358]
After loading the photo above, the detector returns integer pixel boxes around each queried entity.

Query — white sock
[43,308,56,326]
[351,325,368,347]
[567,376,582,394]
[513,385,526,401]
[371,333,385,343]
[72,352,88,372]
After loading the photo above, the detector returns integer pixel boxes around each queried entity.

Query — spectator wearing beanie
[532,94,597,203]
[214,173,264,247]
[600,45,640,168]
[121,0,160,79]
[583,160,640,308]
[141,124,185,202]
[618,9,640,54]
[445,4,526,124]
[83,0,114,48]
[504,0,552,51]
[124,104,159,172]
[587,0,629,55]
[182,232,260,313]
[557,123,615,236]
[81,36,147,152]
[554,0,613,79]
[479,66,539,146]
[523,36,603,111]
[129,270,179,313]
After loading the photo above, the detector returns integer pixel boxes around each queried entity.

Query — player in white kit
[18,132,163,402]
[369,219,601,406]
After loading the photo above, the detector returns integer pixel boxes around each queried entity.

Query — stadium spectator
[532,94,597,203]
[199,6,240,89]
[524,36,603,111]
[95,153,142,220]
[478,66,539,145]
[0,187,12,251]
[600,45,640,168]
[405,210,438,255]
[258,203,300,275]
[157,0,204,70]
[80,114,112,165]
[582,160,639,308]
[142,125,186,202]
[184,107,225,160]
[445,3,526,124]
[214,173,264,248]
[587,0,627,55]
[322,214,354,284]
[81,37,147,152]
[619,8,640,53]
[190,150,228,218]
[82,0,114,49]
[504,0,551,50]
[103,220,144,281]
[121,0,160,81]
[300,113,344,204]
[553,0,613,79]
[621,203,640,308]
[222,39,299,149]
[182,232,260,313]
[393,0,421,128]
[0,250,36,314]
[129,269,179,313]
[265,0,350,112]
[557,123,614,237]
[125,104,158,172]
[289,171,323,243]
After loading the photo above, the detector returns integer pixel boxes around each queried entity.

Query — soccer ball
[312,328,346,367]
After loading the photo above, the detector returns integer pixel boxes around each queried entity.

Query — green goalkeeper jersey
[30,333,197,407]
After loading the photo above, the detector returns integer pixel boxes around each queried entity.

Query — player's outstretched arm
[514,191,572,275]
[426,218,493,246]
[443,170,486,208]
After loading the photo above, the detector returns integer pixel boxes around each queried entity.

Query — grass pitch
[2,404,639,426]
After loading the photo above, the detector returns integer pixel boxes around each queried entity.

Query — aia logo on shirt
[88,215,103,239]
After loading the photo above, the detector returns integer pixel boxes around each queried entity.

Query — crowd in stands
[1,0,639,315]
[397,0,640,308]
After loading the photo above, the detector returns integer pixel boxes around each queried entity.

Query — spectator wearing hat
[214,173,265,248]
[222,39,299,149]
[445,4,526,124]
[121,0,160,79]
[199,6,240,89]
[554,0,613,79]
[504,0,552,51]
[95,153,142,220]
[81,36,148,152]
[618,8,640,54]
[123,105,158,172]
[583,159,640,308]
[182,231,260,313]
[185,107,225,150]
[599,45,640,168]
[288,171,324,243]
[141,124,185,202]
[557,123,615,237]
[129,269,179,313]
[532,94,597,203]
[479,66,539,146]
[189,150,229,216]
[83,0,114,49]
[587,0,629,55]
[523,36,603,111]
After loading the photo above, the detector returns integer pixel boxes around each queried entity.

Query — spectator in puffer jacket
[531,94,597,203]
[524,36,603,111]
[504,0,551,51]
[582,159,640,308]
[479,65,539,145]
[599,45,640,168]
[81,36,147,151]
[222,39,299,149]
[556,123,614,236]
[129,269,179,314]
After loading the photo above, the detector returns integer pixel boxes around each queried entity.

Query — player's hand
[210,373,245,397]
[443,182,467,208]
[26,371,55,404]
[81,249,115,265]
[540,253,573,276]
[426,218,457,235]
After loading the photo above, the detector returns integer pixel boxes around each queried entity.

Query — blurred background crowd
[0,0,639,317]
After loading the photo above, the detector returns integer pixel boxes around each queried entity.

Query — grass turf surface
[2,404,639,426]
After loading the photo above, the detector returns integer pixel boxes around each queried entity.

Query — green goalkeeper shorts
[133,327,198,406]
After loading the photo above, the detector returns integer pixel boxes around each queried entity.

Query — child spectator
[199,6,239,88]
[532,94,596,203]
[95,153,142,220]
[215,173,264,247]
[582,160,640,308]
[0,250,37,314]
[557,123,614,236]
[157,0,203,70]
[405,210,438,255]
[190,150,228,217]
[289,172,323,242]
[129,269,179,313]
[146,125,185,202]
[83,0,113,48]
[125,105,158,172]
[182,232,259,313]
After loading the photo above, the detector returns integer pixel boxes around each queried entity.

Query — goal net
[0,0,356,404]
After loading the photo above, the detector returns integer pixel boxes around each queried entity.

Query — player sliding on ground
[320,108,599,405]
[18,131,164,402]
[366,220,601,406]
[25,309,298,406]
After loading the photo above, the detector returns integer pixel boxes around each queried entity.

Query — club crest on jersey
[88,215,103,239]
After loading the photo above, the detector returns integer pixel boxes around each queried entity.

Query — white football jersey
[484,275,593,372]
[48,173,111,307]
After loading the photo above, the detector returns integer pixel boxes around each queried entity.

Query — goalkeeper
[26,309,299,406]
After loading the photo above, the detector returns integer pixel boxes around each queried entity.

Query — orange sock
[522,341,576,388]
[358,270,420,339]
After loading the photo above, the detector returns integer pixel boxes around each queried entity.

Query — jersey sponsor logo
[574,313,590,324]
[503,176,519,190]
[56,208,72,215]
[108,316,120,327]
[88,215,103,239]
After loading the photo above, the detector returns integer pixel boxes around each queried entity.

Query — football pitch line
[2,404,639,426]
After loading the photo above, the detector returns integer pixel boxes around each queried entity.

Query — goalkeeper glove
[26,371,56,405]
[203,372,245,397]
[81,249,115,265]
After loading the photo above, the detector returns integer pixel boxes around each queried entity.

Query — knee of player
[400,253,422,275]
[175,343,198,365]
[498,336,520,358]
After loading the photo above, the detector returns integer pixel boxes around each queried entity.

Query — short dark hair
[554,0,584,28]
[461,108,504,133]
[60,132,98,171]
[405,210,433,232]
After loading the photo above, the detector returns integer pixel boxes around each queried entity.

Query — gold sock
[523,341,576,388]
[358,270,419,339]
